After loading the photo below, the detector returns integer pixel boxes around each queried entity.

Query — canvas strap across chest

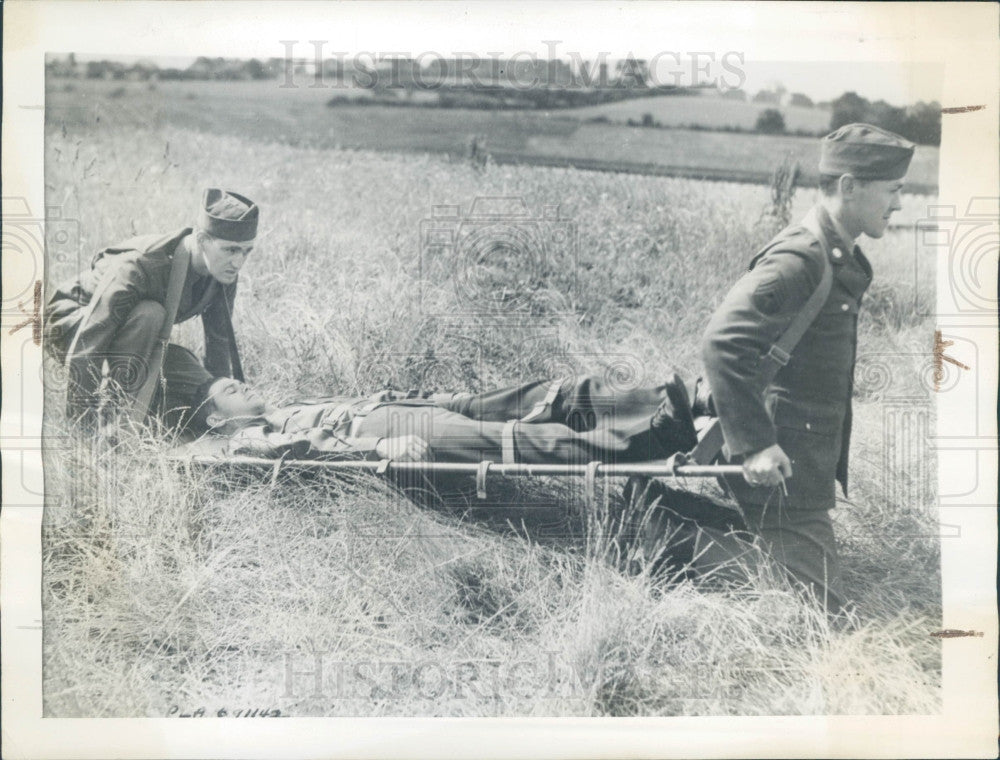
[682,216,833,466]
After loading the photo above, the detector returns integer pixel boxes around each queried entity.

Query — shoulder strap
[685,215,833,465]
[756,214,833,386]
[130,241,191,423]
[217,286,244,382]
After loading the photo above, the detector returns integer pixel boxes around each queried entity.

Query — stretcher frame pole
[181,455,743,480]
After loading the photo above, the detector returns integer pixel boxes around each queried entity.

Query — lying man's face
[204,377,269,430]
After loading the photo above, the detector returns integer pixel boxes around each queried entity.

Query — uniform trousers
[355,375,695,465]
[694,499,843,613]
[637,483,845,613]
[48,299,212,422]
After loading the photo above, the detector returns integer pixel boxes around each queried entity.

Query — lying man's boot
[650,373,698,455]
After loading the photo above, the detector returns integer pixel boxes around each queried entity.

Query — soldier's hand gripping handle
[742,443,793,488]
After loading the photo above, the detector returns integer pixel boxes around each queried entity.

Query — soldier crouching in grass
[698,123,915,615]
[45,189,258,432]
[182,373,699,467]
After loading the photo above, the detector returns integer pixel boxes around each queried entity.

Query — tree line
[47,55,942,145]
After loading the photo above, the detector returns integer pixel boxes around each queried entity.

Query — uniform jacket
[702,205,872,508]
[223,391,404,460]
[47,229,237,405]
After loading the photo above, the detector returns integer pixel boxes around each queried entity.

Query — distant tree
[752,89,780,105]
[185,57,214,79]
[867,99,908,135]
[721,88,747,101]
[616,57,649,88]
[641,112,655,127]
[826,91,941,146]
[829,91,869,130]
[265,58,287,79]
[85,60,125,80]
[789,92,813,108]
[127,61,160,81]
[755,108,786,134]
[244,59,268,80]
[904,101,941,146]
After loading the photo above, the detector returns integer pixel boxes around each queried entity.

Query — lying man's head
[191,377,270,434]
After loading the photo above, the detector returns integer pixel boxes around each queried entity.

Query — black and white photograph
[2,2,997,758]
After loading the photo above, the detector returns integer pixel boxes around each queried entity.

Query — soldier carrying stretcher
[695,122,916,614]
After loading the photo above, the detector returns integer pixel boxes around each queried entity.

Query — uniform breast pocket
[819,298,859,318]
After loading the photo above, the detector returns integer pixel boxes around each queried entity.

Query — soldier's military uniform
[700,124,914,612]
[45,190,258,423]
[219,374,698,466]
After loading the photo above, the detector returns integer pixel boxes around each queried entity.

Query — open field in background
[41,93,941,716]
[46,78,940,191]
[563,92,832,133]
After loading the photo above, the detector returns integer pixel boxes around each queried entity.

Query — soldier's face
[206,378,268,425]
[850,178,904,239]
[199,233,254,284]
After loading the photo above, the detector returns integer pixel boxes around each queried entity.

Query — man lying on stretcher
[186,373,707,465]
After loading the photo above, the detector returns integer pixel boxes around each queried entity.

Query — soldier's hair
[188,377,222,434]
[195,228,221,245]
[818,174,842,195]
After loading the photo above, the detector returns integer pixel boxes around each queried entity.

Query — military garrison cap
[199,188,259,242]
[819,123,915,181]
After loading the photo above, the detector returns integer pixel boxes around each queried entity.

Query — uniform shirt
[222,390,419,459]
[702,205,872,508]
[48,229,237,409]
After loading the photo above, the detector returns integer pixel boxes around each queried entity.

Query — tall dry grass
[41,110,940,716]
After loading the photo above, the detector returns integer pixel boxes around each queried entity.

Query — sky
[43,3,962,108]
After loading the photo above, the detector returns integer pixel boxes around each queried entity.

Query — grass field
[563,91,832,133]
[41,89,942,717]
[45,78,940,191]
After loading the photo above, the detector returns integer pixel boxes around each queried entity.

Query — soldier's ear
[194,229,213,251]
[839,174,857,197]
[206,410,225,429]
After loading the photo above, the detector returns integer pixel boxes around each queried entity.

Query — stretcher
[173,430,743,509]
